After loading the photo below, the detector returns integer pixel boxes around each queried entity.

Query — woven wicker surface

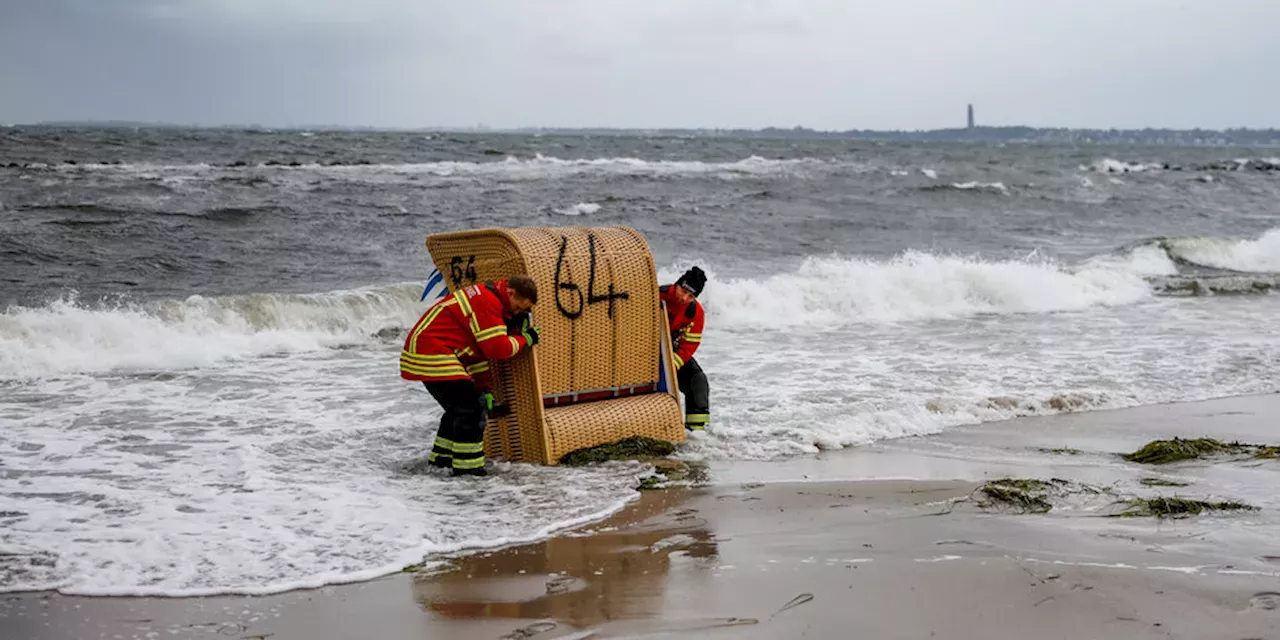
[544,393,685,464]
[505,226,660,395]
[425,226,685,465]
[658,301,683,416]
[425,229,546,464]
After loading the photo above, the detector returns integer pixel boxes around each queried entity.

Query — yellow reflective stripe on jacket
[400,352,463,364]
[408,298,457,347]
[399,350,466,377]
[400,364,467,378]
[465,361,490,375]
[452,290,481,336]
[475,325,506,341]
[399,362,467,378]
[672,353,684,369]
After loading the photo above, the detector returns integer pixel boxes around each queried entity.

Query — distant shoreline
[7,122,1280,146]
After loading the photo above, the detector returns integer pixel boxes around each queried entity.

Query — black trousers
[422,379,486,471]
[677,358,710,430]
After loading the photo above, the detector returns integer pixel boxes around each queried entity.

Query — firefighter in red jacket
[400,275,540,476]
[659,267,709,431]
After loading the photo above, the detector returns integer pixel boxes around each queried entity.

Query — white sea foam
[658,251,1280,460]
[54,155,841,182]
[4,248,1280,596]
[949,181,1008,194]
[1088,159,1162,174]
[1078,243,1179,277]
[687,250,1153,329]
[555,202,601,216]
[0,285,423,379]
[1087,157,1280,174]
[0,355,653,596]
[0,247,1190,380]
[1160,228,1280,272]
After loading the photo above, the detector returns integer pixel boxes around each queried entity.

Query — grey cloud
[2,0,1278,129]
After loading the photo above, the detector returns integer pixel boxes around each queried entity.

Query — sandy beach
[5,393,1280,640]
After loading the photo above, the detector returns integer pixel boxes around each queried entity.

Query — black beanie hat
[675,266,707,297]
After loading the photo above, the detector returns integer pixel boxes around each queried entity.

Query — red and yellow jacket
[400,280,529,388]
[659,285,704,369]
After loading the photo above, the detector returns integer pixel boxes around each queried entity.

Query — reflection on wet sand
[412,489,719,630]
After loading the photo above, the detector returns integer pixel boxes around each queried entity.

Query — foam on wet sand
[5,394,1280,640]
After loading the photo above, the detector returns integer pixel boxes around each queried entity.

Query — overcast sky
[2,0,1277,130]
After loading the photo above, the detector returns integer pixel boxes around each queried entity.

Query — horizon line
[7,121,1280,134]
[7,118,1280,131]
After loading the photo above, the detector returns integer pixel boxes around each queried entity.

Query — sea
[1,128,1278,597]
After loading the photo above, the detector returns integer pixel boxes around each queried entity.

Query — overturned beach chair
[424,226,686,465]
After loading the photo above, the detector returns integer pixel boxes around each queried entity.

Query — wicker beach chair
[424,226,686,465]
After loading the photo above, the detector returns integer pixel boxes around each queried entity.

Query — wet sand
[5,394,1280,639]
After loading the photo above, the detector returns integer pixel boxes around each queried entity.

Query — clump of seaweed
[634,459,709,491]
[558,436,688,491]
[977,478,1054,514]
[1121,438,1235,464]
[1122,437,1280,464]
[656,459,707,483]
[964,478,1117,516]
[991,478,1053,492]
[1139,477,1190,488]
[1116,497,1257,519]
[559,436,676,466]
[1038,447,1082,455]
[965,475,1258,521]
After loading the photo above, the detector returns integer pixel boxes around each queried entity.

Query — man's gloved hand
[522,324,540,346]
[506,311,530,334]
[519,314,540,346]
[479,392,495,412]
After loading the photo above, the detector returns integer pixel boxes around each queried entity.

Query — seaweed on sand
[557,436,708,491]
[559,436,676,466]
[1122,438,1236,464]
[976,478,1054,514]
[1038,447,1082,455]
[1122,437,1280,464]
[1116,496,1257,519]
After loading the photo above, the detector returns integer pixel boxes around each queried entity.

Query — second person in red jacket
[660,267,709,431]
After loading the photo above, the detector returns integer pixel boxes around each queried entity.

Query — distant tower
[967,104,975,130]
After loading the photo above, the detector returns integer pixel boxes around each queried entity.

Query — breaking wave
[24,155,842,181]
[918,181,1009,195]
[554,202,602,216]
[6,230,1273,379]
[0,284,424,379]
[694,250,1157,329]
[1087,157,1280,174]
[1154,229,1280,273]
